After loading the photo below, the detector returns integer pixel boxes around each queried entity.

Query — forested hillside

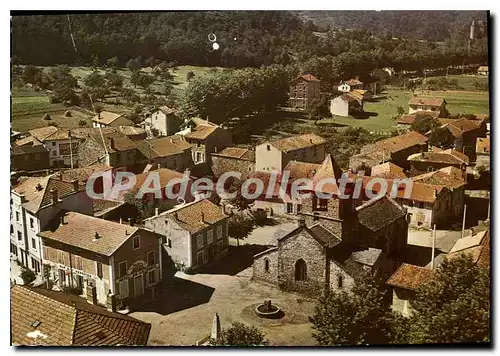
[12,11,488,81]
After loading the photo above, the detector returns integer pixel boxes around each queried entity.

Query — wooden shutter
[119,279,129,298]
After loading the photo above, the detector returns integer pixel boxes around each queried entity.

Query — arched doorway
[294,259,307,281]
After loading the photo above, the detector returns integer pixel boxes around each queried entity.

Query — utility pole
[431,224,436,270]
[68,130,74,169]
[461,204,467,238]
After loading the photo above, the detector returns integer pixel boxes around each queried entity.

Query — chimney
[157,163,161,170]
[55,172,62,180]
[119,217,123,224]
[128,218,133,226]
[71,179,79,191]
[94,232,100,240]
[155,207,159,216]
[106,291,117,312]
[50,189,58,204]
[86,282,98,305]
[298,218,306,228]
[109,138,115,150]
[214,146,218,153]
[201,212,206,223]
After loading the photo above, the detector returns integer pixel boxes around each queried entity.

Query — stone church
[252,194,408,295]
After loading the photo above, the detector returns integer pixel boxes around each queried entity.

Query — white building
[10,174,93,275]
[143,106,183,137]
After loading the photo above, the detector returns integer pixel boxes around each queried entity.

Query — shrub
[48,122,59,127]
[78,119,87,127]
[43,114,52,120]
[49,95,61,104]
[64,110,72,117]
[20,267,36,285]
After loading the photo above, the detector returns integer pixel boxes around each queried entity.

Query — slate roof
[11,144,48,156]
[91,111,132,126]
[158,106,178,115]
[438,118,482,134]
[386,263,434,291]
[407,149,469,165]
[344,78,363,86]
[351,248,383,267]
[87,131,138,153]
[182,119,220,140]
[356,195,406,232]
[270,133,326,153]
[60,164,112,186]
[163,199,227,234]
[283,161,321,181]
[12,175,79,213]
[118,126,146,136]
[278,223,341,249]
[408,97,445,107]
[29,126,59,142]
[38,211,140,256]
[11,285,150,346]
[295,74,320,82]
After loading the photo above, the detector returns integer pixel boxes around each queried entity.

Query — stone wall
[328,260,355,293]
[300,196,343,237]
[277,227,327,295]
[252,248,279,285]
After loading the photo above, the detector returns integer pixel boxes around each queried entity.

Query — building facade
[288,74,321,109]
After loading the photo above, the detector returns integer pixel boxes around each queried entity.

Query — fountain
[254,300,282,319]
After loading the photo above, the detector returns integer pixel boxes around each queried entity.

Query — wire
[67,14,78,53]
[88,92,109,159]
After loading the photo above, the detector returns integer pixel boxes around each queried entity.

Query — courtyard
[129,219,317,346]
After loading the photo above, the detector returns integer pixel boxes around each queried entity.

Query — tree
[107,56,119,69]
[227,212,254,246]
[186,71,195,82]
[126,58,141,72]
[91,53,100,68]
[49,65,79,104]
[428,126,456,149]
[22,65,41,85]
[210,322,267,346]
[310,275,392,345]
[405,254,490,344]
[20,267,36,285]
[396,105,405,117]
[105,71,124,90]
[410,115,440,135]
[83,70,109,101]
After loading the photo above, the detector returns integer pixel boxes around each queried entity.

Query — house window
[133,236,140,250]
[57,251,65,264]
[148,270,156,286]
[119,261,127,279]
[286,203,293,214]
[264,259,270,273]
[119,280,129,298]
[197,251,204,266]
[295,259,307,281]
[207,229,214,244]
[10,224,13,234]
[196,152,202,162]
[266,144,271,151]
[338,275,343,289]
[16,212,19,221]
[427,166,435,172]
[217,225,223,240]
[52,142,56,146]
[147,251,155,266]
[17,231,22,241]
[96,262,103,279]
[75,256,83,271]
[31,238,36,250]
[29,218,34,229]
[196,234,204,249]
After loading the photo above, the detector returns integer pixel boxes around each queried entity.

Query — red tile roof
[164,199,227,234]
[11,285,150,346]
[270,133,326,153]
[362,176,445,203]
[386,263,434,291]
[408,149,469,165]
[371,162,407,179]
[409,97,445,107]
[363,131,428,155]
[300,74,320,82]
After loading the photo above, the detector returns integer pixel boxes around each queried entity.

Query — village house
[437,118,487,159]
[77,130,140,168]
[11,144,50,172]
[370,162,407,179]
[143,106,183,137]
[10,174,93,275]
[386,263,434,317]
[475,137,490,171]
[118,126,147,141]
[350,131,429,171]
[59,163,113,192]
[361,176,460,229]
[477,65,489,76]
[92,111,133,128]
[396,111,440,131]
[143,199,229,271]
[211,147,255,179]
[408,97,447,116]
[39,211,163,306]
[337,78,364,93]
[10,285,151,346]
[177,118,232,165]
[255,133,326,172]
[288,74,321,110]
[407,149,469,176]
[330,93,363,117]
[135,135,193,172]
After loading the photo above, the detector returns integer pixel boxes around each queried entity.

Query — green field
[423,74,489,91]
[320,86,489,133]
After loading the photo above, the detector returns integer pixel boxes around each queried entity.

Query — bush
[20,267,36,285]
[64,110,72,117]
[48,122,59,127]
[78,120,87,127]
[43,114,52,121]
[49,95,61,104]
